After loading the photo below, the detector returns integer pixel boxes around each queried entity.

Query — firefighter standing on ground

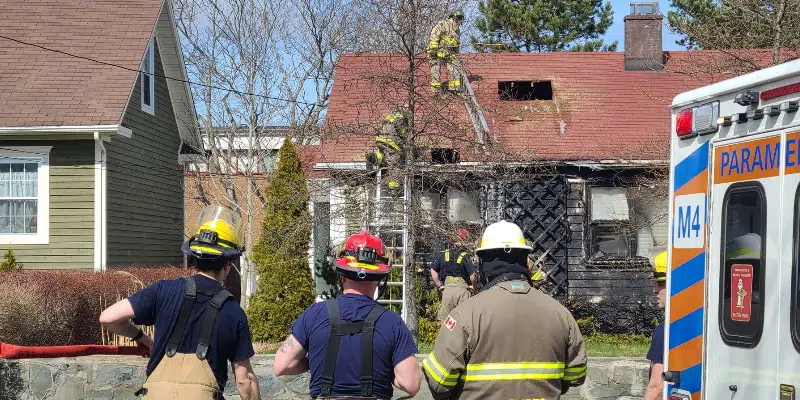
[273,231,421,399]
[644,250,667,400]
[423,220,587,399]
[366,108,408,192]
[99,205,261,400]
[428,10,464,93]
[430,228,478,321]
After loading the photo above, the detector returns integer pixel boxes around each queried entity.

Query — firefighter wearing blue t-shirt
[99,205,261,400]
[274,231,421,399]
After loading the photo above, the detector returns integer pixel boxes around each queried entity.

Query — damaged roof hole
[498,80,553,101]
[431,148,460,164]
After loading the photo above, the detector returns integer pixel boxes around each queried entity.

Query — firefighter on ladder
[99,205,261,399]
[427,10,464,93]
[366,108,408,192]
[423,220,587,399]
[430,228,478,321]
[274,231,421,399]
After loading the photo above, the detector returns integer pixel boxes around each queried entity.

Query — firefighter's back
[454,279,585,399]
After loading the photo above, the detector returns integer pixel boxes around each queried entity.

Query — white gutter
[314,162,367,170]
[0,125,132,138]
[313,160,667,171]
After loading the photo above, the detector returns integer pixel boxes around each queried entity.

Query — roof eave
[0,124,132,137]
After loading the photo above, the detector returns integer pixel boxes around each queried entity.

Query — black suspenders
[319,299,386,398]
[166,276,233,360]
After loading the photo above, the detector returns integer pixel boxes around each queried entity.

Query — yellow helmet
[653,251,667,282]
[182,205,244,260]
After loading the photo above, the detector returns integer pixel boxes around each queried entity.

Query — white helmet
[476,220,533,253]
[726,232,761,260]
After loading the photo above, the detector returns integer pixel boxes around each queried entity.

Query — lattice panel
[503,175,571,298]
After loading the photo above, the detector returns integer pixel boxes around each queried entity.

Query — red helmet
[335,231,391,281]
[453,228,469,244]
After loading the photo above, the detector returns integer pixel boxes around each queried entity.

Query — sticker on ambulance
[781,384,795,400]
[731,264,753,322]
[673,193,706,248]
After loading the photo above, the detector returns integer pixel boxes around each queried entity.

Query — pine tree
[668,0,800,59]
[473,0,617,52]
[246,138,315,343]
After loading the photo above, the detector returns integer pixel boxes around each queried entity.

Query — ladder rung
[378,299,404,304]
[386,282,404,286]
[391,264,404,268]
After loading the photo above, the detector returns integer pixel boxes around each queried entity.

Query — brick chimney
[624,2,664,70]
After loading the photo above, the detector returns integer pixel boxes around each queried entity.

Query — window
[589,187,637,261]
[498,80,553,101]
[260,151,278,172]
[791,184,800,352]
[0,147,51,244]
[719,183,765,347]
[141,38,155,114]
[432,148,460,164]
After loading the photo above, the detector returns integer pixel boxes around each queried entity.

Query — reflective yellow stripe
[563,364,587,381]
[422,354,460,387]
[189,245,223,255]
[463,361,566,381]
[375,135,401,151]
[444,249,450,262]
[466,362,564,371]
[456,252,467,264]
[443,36,458,46]
[728,248,759,258]
[342,256,381,270]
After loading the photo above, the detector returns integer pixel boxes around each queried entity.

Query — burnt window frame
[586,185,649,267]
[718,181,767,348]
[498,80,553,101]
[791,183,800,352]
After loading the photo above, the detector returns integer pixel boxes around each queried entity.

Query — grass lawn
[259,334,650,358]
[584,334,651,357]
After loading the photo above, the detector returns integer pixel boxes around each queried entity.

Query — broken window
[589,187,636,261]
[498,80,553,101]
[432,148,460,164]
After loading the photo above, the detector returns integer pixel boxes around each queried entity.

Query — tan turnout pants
[141,353,220,399]
[438,276,471,321]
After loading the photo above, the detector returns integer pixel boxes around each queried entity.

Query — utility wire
[0,35,318,107]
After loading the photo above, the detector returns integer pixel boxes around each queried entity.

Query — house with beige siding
[0,0,200,269]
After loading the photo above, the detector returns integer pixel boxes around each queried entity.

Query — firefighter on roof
[273,231,421,399]
[428,10,464,93]
[430,228,478,321]
[422,220,587,400]
[99,205,260,400]
[366,108,408,192]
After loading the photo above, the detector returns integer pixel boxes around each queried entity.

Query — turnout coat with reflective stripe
[422,279,587,400]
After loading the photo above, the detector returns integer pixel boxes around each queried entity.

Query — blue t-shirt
[129,274,255,389]
[647,323,665,365]
[291,294,418,398]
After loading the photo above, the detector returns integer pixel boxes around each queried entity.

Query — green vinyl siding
[0,140,95,269]
[106,37,184,267]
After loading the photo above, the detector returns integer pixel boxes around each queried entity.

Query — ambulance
[666,59,800,399]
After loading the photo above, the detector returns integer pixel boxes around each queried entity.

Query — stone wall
[0,355,649,400]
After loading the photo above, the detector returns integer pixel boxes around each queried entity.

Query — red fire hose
[0,341,149,359]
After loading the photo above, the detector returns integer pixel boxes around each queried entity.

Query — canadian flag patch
[444,315,457,331]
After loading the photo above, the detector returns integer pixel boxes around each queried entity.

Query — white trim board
[94,135,107,271]
[0,146,52,245]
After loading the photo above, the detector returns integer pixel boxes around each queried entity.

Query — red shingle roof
[0,0,163,127]
[311,51,759,165]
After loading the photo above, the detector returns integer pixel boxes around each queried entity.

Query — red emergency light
[761,82,800,101]
[676,109,694,137]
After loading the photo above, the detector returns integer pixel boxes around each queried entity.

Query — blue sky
[602,0,684,51]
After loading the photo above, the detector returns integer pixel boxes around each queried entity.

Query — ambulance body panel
[668,59,800,399]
